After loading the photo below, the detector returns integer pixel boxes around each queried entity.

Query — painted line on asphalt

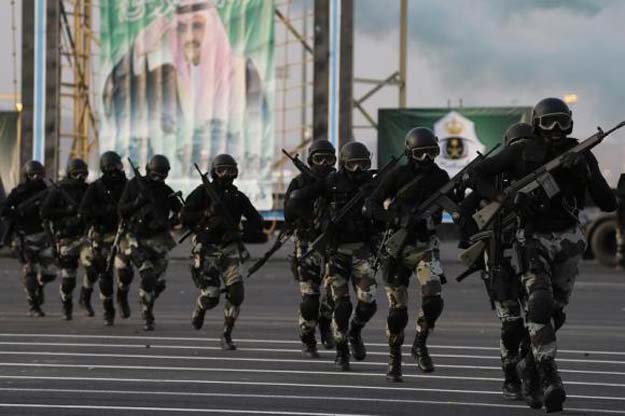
[0,375,623,403]
[0,403,372,416]
[1,333,624,356]
[1,350,624,377]
[0,342,622,366]
[1,362,625,388]
[1,388,625,415]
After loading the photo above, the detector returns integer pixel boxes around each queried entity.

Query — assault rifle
[246,227,293,278]
[472,121,625,231]
[381,145,500,260]
[106,219,126,273]
[299,153,404,261]
[194,163,250,262]
[0,188,49,249]
[282,149,321,180]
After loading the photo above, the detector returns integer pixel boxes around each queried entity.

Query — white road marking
[0,388,625,415]
[0,342,623,365]
[1,333,624,356]
[1,349,624,376]
[0,403,373,416]
[0,376,623,403]
[1,362,625,388]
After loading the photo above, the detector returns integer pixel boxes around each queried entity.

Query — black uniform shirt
[40,179,89,238]
[1,180,48,236]
[80,175,127,233]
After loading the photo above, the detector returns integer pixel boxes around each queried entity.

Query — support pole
[313,0,329,142]
[399,0,407,108]
[338,0,353,147]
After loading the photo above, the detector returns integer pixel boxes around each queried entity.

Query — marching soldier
[364,127,449,381]
[79,151,133,325]
[284,140,337,357]
[40,159,90,321]
[298,142,380,371]
[181,154,263,350]
[469,98,616,412]
[1,161,56,316]
[118,155,182,330]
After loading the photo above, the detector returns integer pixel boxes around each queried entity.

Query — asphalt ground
[0,241,624,416]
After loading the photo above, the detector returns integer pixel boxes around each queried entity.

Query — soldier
[118,155,182,331]
[615,174,625,268]
[459,122,535,402]
[0,161,56,316]
[40,159,90,321]
[364,127,449,381]
[469,98,616,412]
[284,140,337,357]
[181,154,263,350]
[298,141,379,371]
[79,151,132,325]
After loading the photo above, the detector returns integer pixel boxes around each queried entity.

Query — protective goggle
[343,158,371,172]
[536,113,572,131]
[214,165,238,178]
[311,152,336,166]
[410,146,440,161]
[69,171,88,180]
[26,172,43,180]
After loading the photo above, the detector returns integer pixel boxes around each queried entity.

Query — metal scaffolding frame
[59,0,99,165]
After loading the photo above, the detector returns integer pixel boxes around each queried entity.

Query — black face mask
[214,176,234,187]
[409,157,434,172]
[310,164,334,177]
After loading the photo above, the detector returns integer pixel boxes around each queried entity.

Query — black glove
[513,192,542,217]
[65,204,77,215]
[561,152,588,171]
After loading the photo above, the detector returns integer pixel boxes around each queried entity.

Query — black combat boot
[300,331,320,358]
[538,358,565,413]
[141,302,155,331]
[220,317,237,350]
[348,322,366,361]
[334,341,350,371]
[102,298,115,326]
[116,287,131,319]
[36,284,45,307]
[191,304,206,330]
[411,330,434,373]
[79,287,95,317]
[155,280,166,298]
[62,299,73,321]
[27,291,45,317]
[318,317,335,350]
[386,337,403,382]
[502,361,522,400]
[516,352,542,409]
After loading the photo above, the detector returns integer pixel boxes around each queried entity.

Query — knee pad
[422,295,444,328]
[226,282,245,307]
[527,288,553,325]
[130,246,149,267]
[61,277,76,294]
[333,297,353,330]
[85,267,99,285]
[552,308,566,331]
[300,294,320,322]
[22,272,38,292]
[354,300,377,324]
[199,295,220,310]
[117,268,134,287]
[58,255,78,270]
[387,306,408,334]
[99,274,114,297]
[39,273,56,284]
[501,318,524,353]
[421,279,442,298]
[140,270,158,293]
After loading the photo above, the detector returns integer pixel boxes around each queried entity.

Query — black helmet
[22,160,45,181]
[210,153,238,181]
[66,158,88,177]
[147,154,170,180]
[531,97,573,135]
[404,127,440,161]
[339,141,371,172]
[307,140,336,174]
[100,151,123,173]
[504,122,534,146]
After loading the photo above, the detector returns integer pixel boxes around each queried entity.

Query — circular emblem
[444,137,465,160]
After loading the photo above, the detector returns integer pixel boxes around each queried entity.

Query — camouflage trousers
[292,239,334,337]
[12,232,56,308]
[80,228,134,301]
[325,242,377,343]
[55,236,87,302]
[616,226,625,267]
[191,241,244,321]
[516,226,586,362]
[383,236,444,344]
[118,231,175,318]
